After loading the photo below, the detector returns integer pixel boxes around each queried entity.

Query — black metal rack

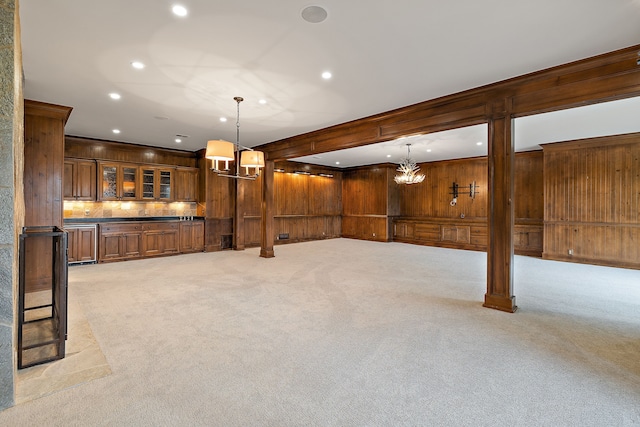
[18,226,68,369]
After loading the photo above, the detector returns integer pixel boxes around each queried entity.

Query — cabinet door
[162,229,180,254]
[120,166,138,200]
[64,159,96,201]
[179,222,194,252]
[175,168,198,202]
[100,233,124,261]
[75,160,96,201]
[122,232,143,258]
[99,164,119,201]
[63,161,75,200]
[140,167,157,200]
[143,231,163,256]
[192,221,204,251]
[66,227,78,262]
[157,168,174,201]
[77,227,96,262]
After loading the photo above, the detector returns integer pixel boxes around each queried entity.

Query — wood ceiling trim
[259,44,640,161]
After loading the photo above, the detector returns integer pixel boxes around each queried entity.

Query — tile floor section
[16,294,111,403]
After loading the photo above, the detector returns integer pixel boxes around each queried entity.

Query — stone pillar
[0,0,23,411]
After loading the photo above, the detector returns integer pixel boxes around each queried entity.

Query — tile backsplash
[64,201,200,219]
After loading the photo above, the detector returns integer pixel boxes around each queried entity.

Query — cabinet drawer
[142,222,179,231]
[100,223,142,233]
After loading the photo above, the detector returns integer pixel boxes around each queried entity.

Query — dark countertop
[64,216,205,224]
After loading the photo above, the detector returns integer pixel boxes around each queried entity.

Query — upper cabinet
[174,167,199,202]
[98,162,139,201]
[64,158,96,201]
[77,160,197,203]
[140,167,174,202]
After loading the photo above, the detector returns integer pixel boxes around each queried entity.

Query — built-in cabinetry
[66,224,97,264]
[99,223,144,262]
[174,167,199,202]
[393,218,543,256]
[98,219,204,263]
[179,220,205,253]
[64,159,96,201]
[92,161,197,202]
[98,162,139,201]
[142,222,179,256]
[140,167,174,201]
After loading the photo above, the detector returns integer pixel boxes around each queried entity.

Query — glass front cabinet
[140,167,174,202]
[98,162,139,201]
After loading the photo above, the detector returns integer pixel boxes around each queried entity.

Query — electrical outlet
[568,249,573,255]
[373,233,376,237]
[84,209,90,216]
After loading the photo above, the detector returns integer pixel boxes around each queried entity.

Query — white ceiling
[20,1,640,165]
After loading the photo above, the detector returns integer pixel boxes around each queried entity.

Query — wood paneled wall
[398,157,488,219]
[65,136,197,167]
[198,155,235,251]
[342,165,398,241]
[397,152,543,221]
[267,162,342,246]
[391,151,544,255]
[543,133,640,268]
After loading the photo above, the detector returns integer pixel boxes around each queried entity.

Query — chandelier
[205,96,265,180]
[394,143,425,185]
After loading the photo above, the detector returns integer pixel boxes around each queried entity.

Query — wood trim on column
[233,178,245,251]
[260,160,275,258]
[484,98,517,313]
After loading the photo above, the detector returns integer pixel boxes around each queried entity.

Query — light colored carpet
[1,238,639,426]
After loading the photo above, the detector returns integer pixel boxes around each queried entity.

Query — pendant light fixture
[394,143,425,185]
[205,96,265,180]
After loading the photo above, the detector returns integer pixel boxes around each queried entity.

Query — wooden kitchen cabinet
[98,223,143,262]
[179,220,204,253]
[140,167,174,201]
[142,222,179,256]
[174,167,199,202]
[64,159,96,201]
[98,162,139,201]
[66,224,97,264]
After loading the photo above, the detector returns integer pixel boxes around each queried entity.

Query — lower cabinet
[98,220,204,262]
[99,223,143,262]
[179,220,204,253]
[142,222,179,257]
[67,224,97,264]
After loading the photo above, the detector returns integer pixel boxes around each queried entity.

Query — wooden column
[484,98,517,313]
[260,160,275,258]
[233,178,245,251]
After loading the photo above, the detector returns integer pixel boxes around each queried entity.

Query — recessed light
[112,129,121,134]
[175,138,182,143]
[172,5,188,17]
[427,149,432,152]
[258,99,267,105]
[220,117,227,122]
[322,71,332,80]
[386,154,391,158]
[476,142,483,146]
[131,61,145,70]
[335,161,340,165]
[109,93,121,100]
